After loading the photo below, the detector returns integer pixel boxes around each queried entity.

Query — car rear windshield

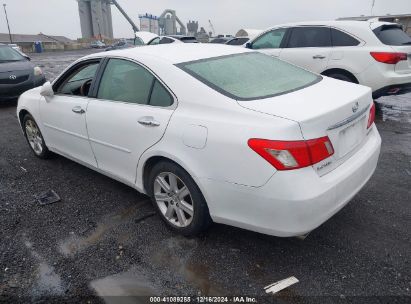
[0,46,25,62]
[373,25,411,46]
[180,37,198,43]
[177,52,320,101]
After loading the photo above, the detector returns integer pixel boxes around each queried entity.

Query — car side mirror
[245,42,252,49]
[24,55,31,61]
[40,82,54,97]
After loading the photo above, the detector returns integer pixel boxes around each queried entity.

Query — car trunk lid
[237,77,373,175]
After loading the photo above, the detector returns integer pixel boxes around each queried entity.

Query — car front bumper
[201,125,382,237]
[0,75,46,102]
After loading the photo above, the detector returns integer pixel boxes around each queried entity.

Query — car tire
[148,160,212,236]
[324,72,356,83]
[23,114,51,159]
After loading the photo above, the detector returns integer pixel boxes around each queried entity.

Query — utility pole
[96,18,102,41]
[3,3,13,43]
[371,0,376,16]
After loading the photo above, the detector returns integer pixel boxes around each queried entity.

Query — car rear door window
[149,80,173,107]
[97,59,154,105]
[287,27,332,48]
[331,28,360,46]
[251,28,287,49]
[373,25,411,46]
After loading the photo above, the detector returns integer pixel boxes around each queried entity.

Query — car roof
[85,43,251,64]
[264,20,394,30]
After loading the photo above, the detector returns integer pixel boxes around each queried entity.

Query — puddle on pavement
[34,262,65,296]
[90,236,225,301]
[59,200,150,257]
[376,93,411,123]
[151,237,225,295]
[22,235,65,297]
[90,269,157,303]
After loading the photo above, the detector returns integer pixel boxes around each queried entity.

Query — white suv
[246,20,411,98]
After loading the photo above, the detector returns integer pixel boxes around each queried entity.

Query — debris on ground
[20,166,27,173]
[264,276,299,295]
[34,190,61,206]
[134,212,156,224]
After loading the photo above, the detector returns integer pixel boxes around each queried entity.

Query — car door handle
[313,55,326,59]
[138,116,160,127]
[72,106,85,114]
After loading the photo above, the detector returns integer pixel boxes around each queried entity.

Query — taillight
[248,137,334,171]
[370,52,407,64]
[367,102,376,129]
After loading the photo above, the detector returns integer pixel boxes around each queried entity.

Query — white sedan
[17,44,381,237]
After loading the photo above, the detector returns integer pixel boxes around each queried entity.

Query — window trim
[91,56,177,109]
[176,52,322,101]
[52,58,102,98]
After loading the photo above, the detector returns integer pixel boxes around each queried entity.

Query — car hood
[0,60,32,73]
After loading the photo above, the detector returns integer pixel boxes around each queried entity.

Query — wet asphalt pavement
[0,50,410,303]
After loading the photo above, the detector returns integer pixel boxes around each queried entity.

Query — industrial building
[77,0,139,39]
[77,1,205,40]
[0,33,73,53]
[78,0,114,39]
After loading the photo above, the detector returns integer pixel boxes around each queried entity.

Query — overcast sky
[0,0,409,39]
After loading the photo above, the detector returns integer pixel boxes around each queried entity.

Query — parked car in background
[17,44,380,237]
[148,35,199,45]
[247,20,411,98]
[8,43,22,52]
[105,39,135,51]
[0,44,46,102]
[209,37,232,44]
[134,31,159,45]
[225,37,252,46]
[90,41,106,49]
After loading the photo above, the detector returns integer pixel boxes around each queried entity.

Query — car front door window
[252,28,287,49]
[56,62,99,97]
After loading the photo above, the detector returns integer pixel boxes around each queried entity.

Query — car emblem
[9,75,17,80]
[352,102,359,113]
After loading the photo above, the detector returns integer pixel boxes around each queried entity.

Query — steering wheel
[80,79,93,97]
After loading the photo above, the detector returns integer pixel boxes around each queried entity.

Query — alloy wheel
[25,119,44,155]
[153,172,194,227]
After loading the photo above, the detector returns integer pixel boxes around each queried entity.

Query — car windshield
[177,52,320,101]
[0,46,25,62]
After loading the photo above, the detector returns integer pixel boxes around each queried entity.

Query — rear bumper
[0,76,45,102]
[372,82,411,99]
[356,62,411,98]
[202,125,381,237]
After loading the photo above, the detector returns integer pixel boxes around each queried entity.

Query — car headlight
[34,66,43,76]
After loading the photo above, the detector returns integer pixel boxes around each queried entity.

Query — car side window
[148,37,160,45]
[251,29,287,50]
[56,62,100,96]
[287,27,331,48]
[331,29,360,46]
[149,80,173,107]
[159,37,174,44]
[97,59,154,105]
